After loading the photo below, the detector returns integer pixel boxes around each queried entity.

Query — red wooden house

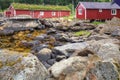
[76,2,120,20]
[5,3,70,18]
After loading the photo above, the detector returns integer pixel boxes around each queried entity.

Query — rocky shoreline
[0,17,120,80]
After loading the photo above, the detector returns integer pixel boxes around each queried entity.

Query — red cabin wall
[5,7,70,18]
[86,9,120,20]
[16,10,31,16]
[76,3,85,19]
[6,6,15,17]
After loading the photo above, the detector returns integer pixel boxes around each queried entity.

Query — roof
[11,3,70,11]
[80,2,120,9]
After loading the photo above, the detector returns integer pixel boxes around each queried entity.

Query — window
[40,11,44,16]
[99,9,102,12]
[111,9,117,15]
[78,9,82,15]
[52,12,56,16]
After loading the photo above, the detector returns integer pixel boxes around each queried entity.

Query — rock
[54,42,88,56]
[70,22,95,31]
[55,26,69,31]
[87,34,109,41]
[0,29,14,36]
[31,44,49,53]
[0,49,48,80]
[42,61,51,69]
[49,56,88,79]
[47,28,56,34]
[96,17,120,35]
[56,55,66,62]
[85,61,119,80]
[87,39,120,62]
[39,19,53,27]
[47,59,56,65]
[37,25,46,29]
[34,34,48,41]
[70,37,84,43]
[55,33,70,42]
[36,48,52,62]
[53,41,64,46]
[111,28,120,37]
[25,21,40,27]
[71,49,95,57]
[20,40,40,48]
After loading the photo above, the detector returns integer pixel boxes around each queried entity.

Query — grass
[74,30,91,37]
[63,14,75,21]
[92,21,104,25]
[12,3,70,11]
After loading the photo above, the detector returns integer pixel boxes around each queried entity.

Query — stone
[36,48,52,62]
[42,61,51,69]
[111,28,120,37]
[39,19,53,27]
[0,29,14,36]
[55,33,70,42]
[85,61,119,80]
[56,55,66,62]
[47,28,56,34]
[87,34,109,41]
[70,22,95,31]
[34,34,48,41]
[49,56,88,79]
[31,44,49,53]
[0,49,48,80]
[47,59,56,65]
[54,42,88,56]
[87,39,120,62]
[20,40,40,48]
[71,49,95,57]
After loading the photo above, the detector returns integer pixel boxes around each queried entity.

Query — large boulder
[49,56,88,79]
[87,39,120,62]
[85,61,119,80]
[0,49,48,80]
[54,42,88,57]
[96,17,120,35]
[48,56,120,80]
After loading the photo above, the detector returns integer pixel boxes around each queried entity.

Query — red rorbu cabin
[5,3,71,18]
[76,2,120,20]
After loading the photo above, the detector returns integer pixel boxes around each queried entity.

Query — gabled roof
[80,2,120,9]
[11,3,70,11]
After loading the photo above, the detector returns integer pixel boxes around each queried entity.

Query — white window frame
[99,9,102,12]
[111,9,117,15]
[78,9,82,15]
[52,12,56,16]
[40,11,44,16]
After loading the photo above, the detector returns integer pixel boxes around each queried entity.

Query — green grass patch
[92,21,104,25]
[74,30,91,37]
[12,3,70,11]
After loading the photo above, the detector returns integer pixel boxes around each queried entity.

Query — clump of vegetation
[0,61,3,68]
[92,21,104,25]
[12,3,71,11]
[74,30,91,37]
